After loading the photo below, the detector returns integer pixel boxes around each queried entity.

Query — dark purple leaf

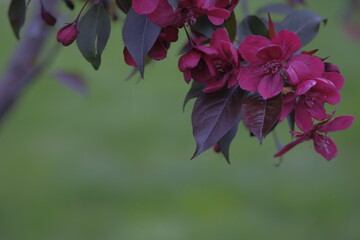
[191,87,245,159]
[217,117,240,164]
[123,8,161,78]
[192,16,217,38]
[287,110,295,132]
[115,0,132,13]
[8,0,26,39]
[279,10,326,46]
[242,92,282,144]
[237,15,268,42]
[257,3,295,15]
[54,71,87,95]
[167,0,178,10]
[64,0,74,10]
[183,81,206,111]
[76,4,111,70]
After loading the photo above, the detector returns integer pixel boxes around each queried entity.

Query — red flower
[56,21,79,46]
[238,30,301,99]
[133,0,238,27]
[178,28,241,92]
[280,54,345,131]
[274,114,355,161]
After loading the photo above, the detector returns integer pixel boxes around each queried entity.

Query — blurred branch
[0,0,59,125]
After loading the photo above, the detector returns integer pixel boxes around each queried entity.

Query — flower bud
[213,144,221,153]
[57,21,79,46]
[41,2,57,26]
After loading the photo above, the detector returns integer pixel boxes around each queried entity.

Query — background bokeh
[0,1,359,239]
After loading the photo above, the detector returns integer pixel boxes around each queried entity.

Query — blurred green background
[0,1,359,239]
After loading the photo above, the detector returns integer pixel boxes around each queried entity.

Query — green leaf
[237,15,268,42]
[76,4,111,70]
[8,0,26,39]
[224,12,237,42]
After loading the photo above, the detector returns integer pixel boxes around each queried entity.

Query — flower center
[181,9,197,26]
[262,60,282,74]
[304,91,323,107]
[214,59,232,73]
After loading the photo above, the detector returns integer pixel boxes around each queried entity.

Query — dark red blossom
[274,114,354,160]
[280,54,344,131]
[133,0,238,27]
[238,30,301,99]
[56,21,79,46]
[178,28,241,92]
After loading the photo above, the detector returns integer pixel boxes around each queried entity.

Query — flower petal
[322,72,344,91]
[256,45,283,61]
[178,50,201,71]
[239,35,271,63]
[257,72,284,99]
[313,134,338,161]
[295,80,317,95]
[295,100,313,132]
[272,30,301,60]
[133,0,159,15]
[274,135,310,157]
[280,92,297,121]
[318,115,355,133]
[238,63,264,91]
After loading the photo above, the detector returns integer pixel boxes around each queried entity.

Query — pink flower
[133,0,238,27]
[238,30,301,99]
[178,28,241,92]
[274,114,355,161]
[57,21,79,46]
[280,54,345,131]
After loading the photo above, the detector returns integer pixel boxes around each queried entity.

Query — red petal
[322,72,344,91]
[239,35,271,63]
[280,92,297,122]
[272,30,301,61]
[295,100,313,132]
[274,135,309,157]
[295,80,316,95]
[318,115,355,133]
[313,134,338,161]
[133,0,159,14]
[256,45,283,61]
[238,63,264,91]
[178,51,201,71]
[257,72,284,99]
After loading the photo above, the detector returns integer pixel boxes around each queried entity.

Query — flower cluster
[42,0,354,162]
[175,16,354,161]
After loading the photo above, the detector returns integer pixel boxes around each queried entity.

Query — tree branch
[0,0,59,125]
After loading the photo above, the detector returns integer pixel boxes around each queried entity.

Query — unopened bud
[41,5,57,26]
[57,21,79,46]
[213,144,221,153]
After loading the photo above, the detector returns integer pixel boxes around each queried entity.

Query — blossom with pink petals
[178,28,241,92]
[133,0,238,27]
[238,30,301,99]
[274,114,355,160]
